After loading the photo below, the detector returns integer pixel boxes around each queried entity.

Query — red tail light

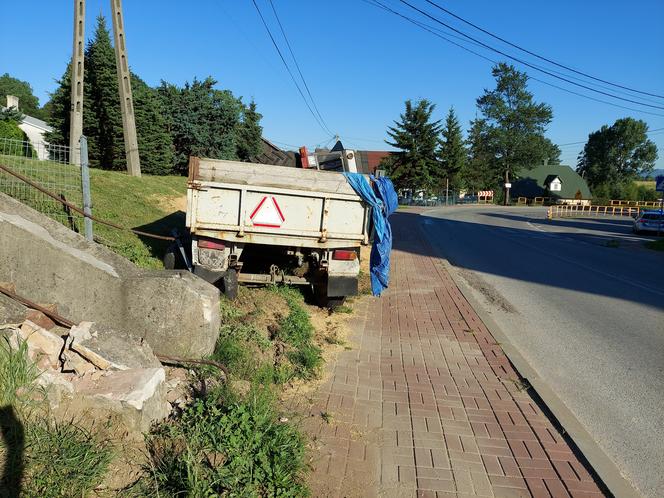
[198,238,225,250]
[333,250,357,261]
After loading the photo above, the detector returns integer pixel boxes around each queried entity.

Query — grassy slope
[89,169,187,268]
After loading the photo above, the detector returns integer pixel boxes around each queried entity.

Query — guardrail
[609,199,660,207]
[547,204,641,220]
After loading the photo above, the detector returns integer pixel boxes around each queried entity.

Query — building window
[550,179,562,192]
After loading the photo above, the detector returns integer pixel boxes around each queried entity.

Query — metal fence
[0,137,85,232]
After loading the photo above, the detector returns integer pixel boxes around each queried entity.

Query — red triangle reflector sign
[249,196,285,228]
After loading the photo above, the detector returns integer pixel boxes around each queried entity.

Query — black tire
[221,269,239,300]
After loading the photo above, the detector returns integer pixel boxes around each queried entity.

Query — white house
[3,95,53,160]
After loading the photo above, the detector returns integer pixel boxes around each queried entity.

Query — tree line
[2,16,263,176]
[382,63,658,200]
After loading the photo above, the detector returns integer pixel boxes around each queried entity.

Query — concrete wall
[0,192,220,358]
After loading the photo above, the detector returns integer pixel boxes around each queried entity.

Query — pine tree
[438,107,465,190]
[236,99,263,160]
[385,99,441,193]
[157,77,245,174]
[45,15,173,174]
[132,74,174,175]
[85,15,124,170]
[460,118,496,193]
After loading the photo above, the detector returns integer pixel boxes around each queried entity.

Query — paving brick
[301,213,604,498]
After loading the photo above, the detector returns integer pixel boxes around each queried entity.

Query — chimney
[543,157,549,166]
[6,95,19,110]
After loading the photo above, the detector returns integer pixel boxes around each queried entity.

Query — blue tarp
[343,173,398,296]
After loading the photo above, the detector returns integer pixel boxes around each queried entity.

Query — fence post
[79,136,93,241]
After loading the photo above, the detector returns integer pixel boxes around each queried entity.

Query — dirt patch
[457,267,517,313]
[153,194,187,214]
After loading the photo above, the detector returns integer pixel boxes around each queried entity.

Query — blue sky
[1,0,663,168]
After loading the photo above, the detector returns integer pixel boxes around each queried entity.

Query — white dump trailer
[183,156,370,305]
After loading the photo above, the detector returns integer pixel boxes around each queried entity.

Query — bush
[0,119,36,157]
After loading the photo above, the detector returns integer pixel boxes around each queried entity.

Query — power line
[251,0,333,136]
[422,0,664,100]
[397,0,664,110]
[363,0,664,117]
[267,0,333,136]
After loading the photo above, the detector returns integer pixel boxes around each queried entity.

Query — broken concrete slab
[61,349,96,375]
[18,320,64,370]
[68,321,161,371]
[0,292,28,325]
[0,192,220,359]
[25,309,56,331]
[70,368,170,432]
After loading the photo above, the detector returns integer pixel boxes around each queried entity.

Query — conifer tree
[460,118,496,193]
[385,99,441,193]
[438,107,465,190]
[236,100,263,160]
[46,15,173,174]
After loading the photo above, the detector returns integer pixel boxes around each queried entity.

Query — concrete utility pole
[69,0,85,165]
[110,0,141,176]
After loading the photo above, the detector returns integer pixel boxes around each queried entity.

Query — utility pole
[69,0,85,165]
[110,0,141,176]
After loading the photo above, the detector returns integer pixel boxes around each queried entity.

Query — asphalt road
[416,205,664,498]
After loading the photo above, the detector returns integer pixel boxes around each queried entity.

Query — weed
[18,418,113,498]
[320,411,333,424]
[604,239,620,248]
[324,334,345,346]
[0,335,40,407]
[333,305,353,314]
[145,385,309,497]
[270,287,323,379]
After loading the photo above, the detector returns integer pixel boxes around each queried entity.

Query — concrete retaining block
[0,193,220,358]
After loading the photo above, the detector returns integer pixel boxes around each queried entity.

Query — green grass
[18,418,113,498]
[0,335,112,496]
[270,286,323,380]
[645,238,664,251]
[0,335,40,407]
[142,385,309,497]
[90,169,187,268]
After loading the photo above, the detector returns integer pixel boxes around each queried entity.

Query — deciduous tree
[476,63,558,189]
[577,117,658,195]
[0,73,45,119]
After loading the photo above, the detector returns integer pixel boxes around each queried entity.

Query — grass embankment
[0,337,112,497]
[90,169,187,268]
[0,156,186,268]
[138,286,320,497]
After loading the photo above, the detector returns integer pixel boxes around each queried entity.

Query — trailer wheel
[222,269,239,300]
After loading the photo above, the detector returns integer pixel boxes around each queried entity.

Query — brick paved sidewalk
[301,212,605,498]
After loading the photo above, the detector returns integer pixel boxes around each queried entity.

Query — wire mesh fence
[0,137,84,232]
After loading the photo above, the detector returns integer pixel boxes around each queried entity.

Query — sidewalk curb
[417,211,641,498]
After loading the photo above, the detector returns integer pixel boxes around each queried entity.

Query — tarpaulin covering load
[343,173,398,296]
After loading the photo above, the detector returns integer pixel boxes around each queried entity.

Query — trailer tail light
[333,250,357,261]
[198,238,225,251]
